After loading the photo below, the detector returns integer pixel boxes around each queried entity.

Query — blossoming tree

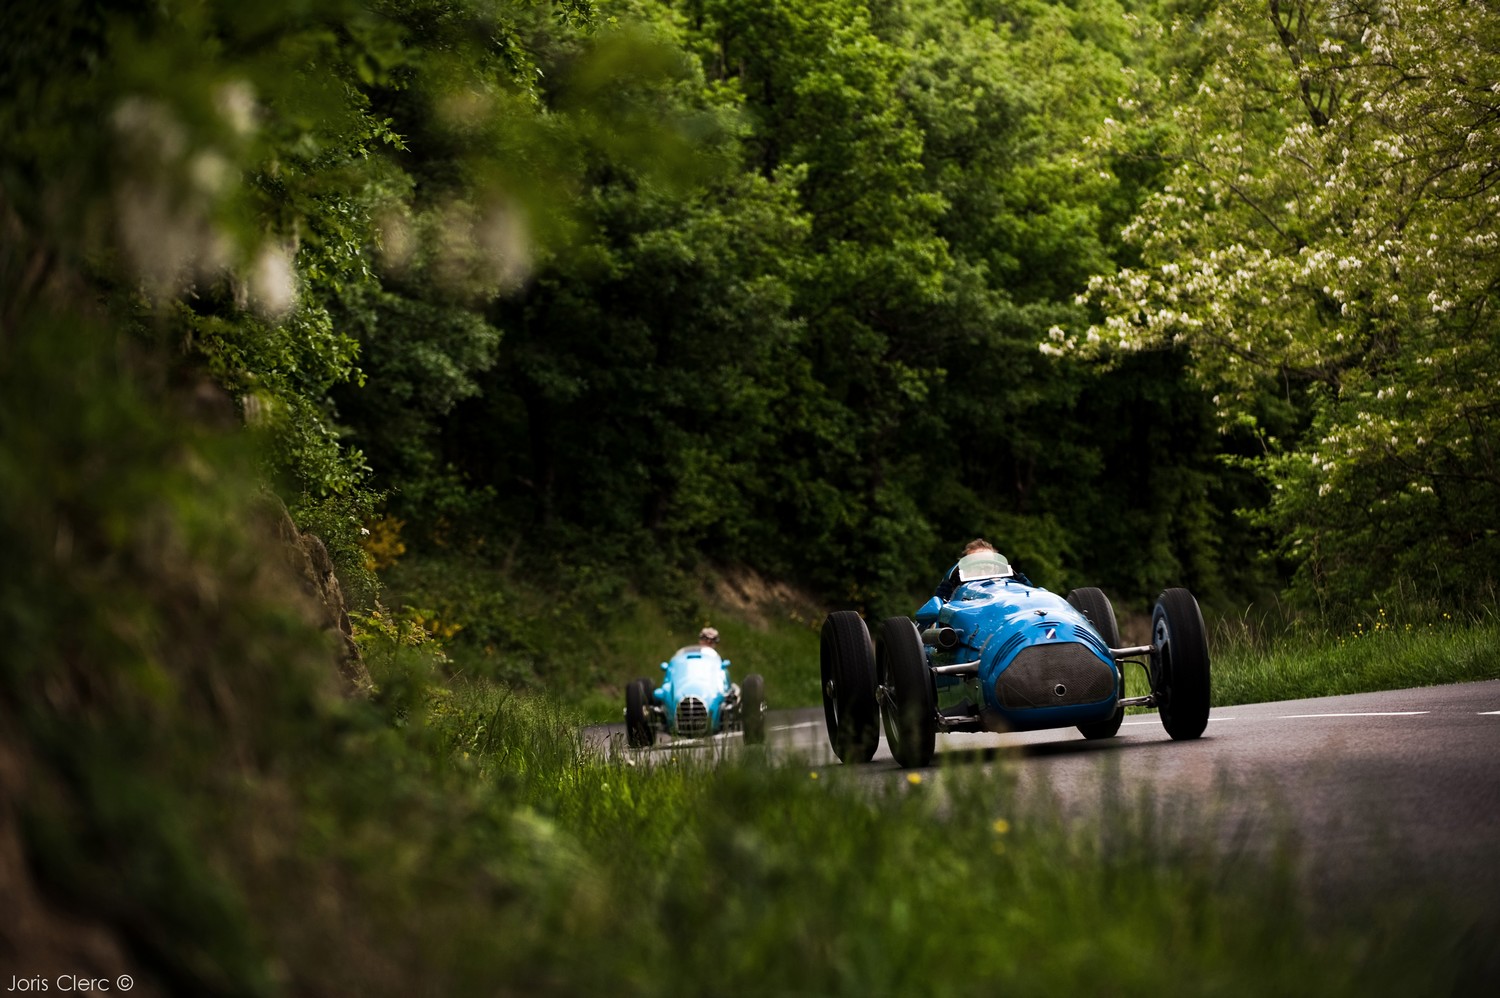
[1068,0,1500,610]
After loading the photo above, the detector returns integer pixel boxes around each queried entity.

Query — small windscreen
[956,550,1013,582]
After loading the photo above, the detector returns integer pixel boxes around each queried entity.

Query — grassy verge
[379,552,826,721]
[1209,607,1500,705]
[395,666,1495,995]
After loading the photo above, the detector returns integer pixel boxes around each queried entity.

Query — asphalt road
[586,678,1500,908]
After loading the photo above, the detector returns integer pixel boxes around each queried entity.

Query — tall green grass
[1209,604,1500,705]
[404,667,1496,996]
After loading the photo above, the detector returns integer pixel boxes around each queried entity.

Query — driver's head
[698,626,720,646]
[961,538,996,556]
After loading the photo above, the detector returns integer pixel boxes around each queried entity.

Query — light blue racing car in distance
[820,550,1211,767]
[624,643,766,748]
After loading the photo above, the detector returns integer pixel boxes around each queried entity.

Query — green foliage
[2,0,719,600]
[8,0,1254,621]
[1077,0,1500,614]
[293,488,384,612]
[0,0,1237,626]
[356,0,1252,623]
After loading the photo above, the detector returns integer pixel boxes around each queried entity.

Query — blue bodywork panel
[655,645,732,737]
[923,577,1119,732]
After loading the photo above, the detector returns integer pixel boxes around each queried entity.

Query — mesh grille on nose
[676,696,710,737]
[995,644,1115,709]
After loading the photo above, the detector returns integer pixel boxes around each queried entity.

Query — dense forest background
[6,0,1498,688]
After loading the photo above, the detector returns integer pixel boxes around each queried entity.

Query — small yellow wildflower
[810,771,819,780]
[907,773,922,785]
[992,818,1010,835]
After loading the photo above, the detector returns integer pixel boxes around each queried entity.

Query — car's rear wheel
[820,611,879,764]
[1066,587,1121,646]
[877,616,936,768]
[1067,587,1125,740]
[1152,588,1211,740]
[741,673,767,745]
[625,678,655,748]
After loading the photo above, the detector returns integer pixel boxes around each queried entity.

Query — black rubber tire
[1067,587,1125,740]
[1078,705,1125,740]
[820,611,880,764]
[877,616,937,768]
[633,676,656,704]
[1152,588,1211,740]
[1066,587,1121,647]
[741,673,767,745]
[625,679,655,748]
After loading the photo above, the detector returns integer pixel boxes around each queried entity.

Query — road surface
[587,679,1500,907]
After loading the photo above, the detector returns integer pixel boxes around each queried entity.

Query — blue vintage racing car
[624,643,766,748]
[820,550,1211,767]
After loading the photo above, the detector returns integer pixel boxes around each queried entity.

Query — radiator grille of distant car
[675,697,710,737]
[995,643,1115,709]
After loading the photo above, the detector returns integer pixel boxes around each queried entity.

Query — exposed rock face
[257,495,373,695]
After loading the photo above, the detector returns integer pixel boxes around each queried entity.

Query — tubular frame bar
[931,660,981,676]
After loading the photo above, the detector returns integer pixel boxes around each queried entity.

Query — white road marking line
[1480,711,1500,716]
[1122,716,1235,726]
[769,721,824,732]
[1279,711,1429,718]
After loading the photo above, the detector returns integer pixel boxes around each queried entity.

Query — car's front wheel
[625,678,655,748]
[877,616,936,768]
[1152,588,1211,740]
[820,611,879,764]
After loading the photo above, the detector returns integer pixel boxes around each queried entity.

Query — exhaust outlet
[921,626,960,651]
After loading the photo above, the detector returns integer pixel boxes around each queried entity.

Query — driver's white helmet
[698,626,720,646]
